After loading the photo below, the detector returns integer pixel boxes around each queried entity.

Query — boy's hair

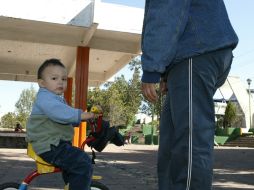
[37,58,66,79]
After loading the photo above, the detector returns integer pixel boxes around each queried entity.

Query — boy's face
[38,65,67,95]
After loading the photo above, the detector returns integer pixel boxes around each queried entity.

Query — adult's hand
[141,82,158,103]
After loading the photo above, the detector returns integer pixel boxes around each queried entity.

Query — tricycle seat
[27,143,55,174]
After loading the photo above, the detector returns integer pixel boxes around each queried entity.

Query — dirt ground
[0,144,254,190]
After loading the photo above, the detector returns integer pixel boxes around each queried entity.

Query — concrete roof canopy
[0,0,144,86]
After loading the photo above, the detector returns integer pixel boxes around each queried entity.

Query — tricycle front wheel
[0,182,19,190]
[91,181,109,190]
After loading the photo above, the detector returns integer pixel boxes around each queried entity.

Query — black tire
[0,183,19,190]
[91,181,109,190]
[0,181,109,190]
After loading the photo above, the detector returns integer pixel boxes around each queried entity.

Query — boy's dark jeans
[39,140,93,190]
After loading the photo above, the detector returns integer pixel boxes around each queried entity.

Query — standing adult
[141,1,238,190]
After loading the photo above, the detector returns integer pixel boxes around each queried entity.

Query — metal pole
[247,79,252,128]
[151,125,154,145]
[151,105,154,145]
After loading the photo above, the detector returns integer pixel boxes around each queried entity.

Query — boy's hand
[81,112,96,121]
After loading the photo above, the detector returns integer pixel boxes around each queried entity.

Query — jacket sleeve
[141,0,192,83]
[36,92,82,125]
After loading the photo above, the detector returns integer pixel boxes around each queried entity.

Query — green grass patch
[214,136,230,145]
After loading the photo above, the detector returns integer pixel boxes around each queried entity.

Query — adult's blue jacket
[141,0,239,83]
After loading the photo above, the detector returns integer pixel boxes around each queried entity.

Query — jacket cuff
[72,109,82,127]
[141,71,161,83]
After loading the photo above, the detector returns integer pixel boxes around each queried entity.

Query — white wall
[0,0,94,27]
[94,0,144,33]
[0,0,145,32]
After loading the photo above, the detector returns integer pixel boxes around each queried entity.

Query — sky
[224,0,254,80]
[0,0,254,116]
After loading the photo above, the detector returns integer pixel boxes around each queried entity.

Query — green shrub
[223,101,237,128]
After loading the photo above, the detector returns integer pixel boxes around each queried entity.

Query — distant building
[214,76,254,132]
[135,113,152,124]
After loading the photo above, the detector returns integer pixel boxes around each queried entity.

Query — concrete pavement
[0,144,254,190]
